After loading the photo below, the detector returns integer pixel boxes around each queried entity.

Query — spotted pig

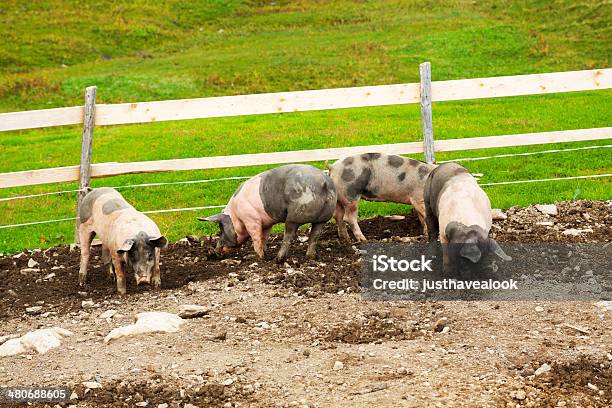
[77,188,167,294]
[327,153,436,242]
[423,162,511,274]
[199,164,336,262]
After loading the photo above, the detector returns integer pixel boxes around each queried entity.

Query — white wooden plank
[433,127,612,152]
[419,62,436,163]
[94,83,421,126]
[0,106,83,132]
[432,69,612,102]
[1,127,610,189]
[0,165,80,188]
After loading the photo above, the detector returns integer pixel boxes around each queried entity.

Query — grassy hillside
[0,0,610,253]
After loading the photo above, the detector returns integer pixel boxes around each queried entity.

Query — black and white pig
[327,153,436,242]
[77,188,168,295]
[199,164,336,262]
[423,162,511,274]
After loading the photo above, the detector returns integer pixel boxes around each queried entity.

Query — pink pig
[77,188,167,294]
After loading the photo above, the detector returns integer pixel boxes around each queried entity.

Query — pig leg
[245,222,266,259]
[78,228,95,286]
[412,199,428,236]
[111,254,127,295]
[152,248,161,288]
[344,202,366,242]
[334,203,351,243]
[306,222,325,260]
[276,222,299,263]
[101,245,115,282]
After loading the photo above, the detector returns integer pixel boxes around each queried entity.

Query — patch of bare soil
[0,201,610,407]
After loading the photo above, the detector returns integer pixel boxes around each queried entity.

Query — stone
[333,361,344,371]
[535,204,558,216]
[81,300,95,309]
[26,306,43,315]
[491,209,507,220]
[562,228,593,236]
[0,328,73,357]
[99,309,117,320]
[536,221,554,226]
[28,258,39,268]
[511,390,526,400]
[178,304,211,319]
[82,381,101,389]
[222,378,234,386]
[104,312,184,343]
[385,215,405,221]
[534,363,552,376]
[535,306,544,312]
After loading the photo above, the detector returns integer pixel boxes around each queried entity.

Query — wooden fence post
[420,62,436,164]
[75,86,97,243]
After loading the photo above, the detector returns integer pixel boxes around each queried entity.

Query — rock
[587,382,599,391]
[26,306,43,315]
[82,381,101,389]
[184,404,199,408]
[136,402,148,407]
[440,326,450,334]
[7,289,18,298]
[70,391,78,400]
[178,304,211,319]
[81,300,95,309]
[104,312,184,343]
[534,363,552,376]
[0,327,73,357]
[535,306,544,312]
[28,258,39,268]
[536,221,554,226]
[42,273,56,280]
[511,390,526,400]
[491,209,507,220]
[535,204,558,216]
[385,215,405,221]
[99,309,117,320]
[158,404,168,408]
[433,317,448,332]
[222,378,234,386]
[220,259,241,266]
[562,228,593,236]
[333,361,344,371]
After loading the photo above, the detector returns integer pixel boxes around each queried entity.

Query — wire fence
[1,144,610,203]
[1,172,609,230]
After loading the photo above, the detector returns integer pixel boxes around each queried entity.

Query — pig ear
[117,239,135,254]
[148,236,168,248]
[459,243,481,263]
[197,213,225,223]
[489,239,512,261]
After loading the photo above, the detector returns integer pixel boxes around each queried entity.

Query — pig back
[259,164,336,224]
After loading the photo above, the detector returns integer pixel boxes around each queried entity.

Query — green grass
[0,0,610,253]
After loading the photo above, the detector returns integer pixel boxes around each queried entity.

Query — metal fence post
[420,62,436,164]
[75,86,97,243]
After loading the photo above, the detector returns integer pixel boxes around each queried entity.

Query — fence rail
[1,127,610,189]
[1,69,610,132]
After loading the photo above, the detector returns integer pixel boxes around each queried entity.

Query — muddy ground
[0,200,610,407]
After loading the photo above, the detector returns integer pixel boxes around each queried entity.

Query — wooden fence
[0,66,610,191]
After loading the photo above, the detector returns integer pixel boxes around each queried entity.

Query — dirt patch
[499,356,611,407]
[1,201,610,321]
[0,201,610,407]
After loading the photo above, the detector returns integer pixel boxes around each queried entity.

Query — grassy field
[0,0,610,254]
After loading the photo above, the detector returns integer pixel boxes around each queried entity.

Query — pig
[327,153,436,242]
[199,164,336,262]
[77,188,167,294]
[423,162,511,274]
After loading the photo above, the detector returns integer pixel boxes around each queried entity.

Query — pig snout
[136,275,151,285]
